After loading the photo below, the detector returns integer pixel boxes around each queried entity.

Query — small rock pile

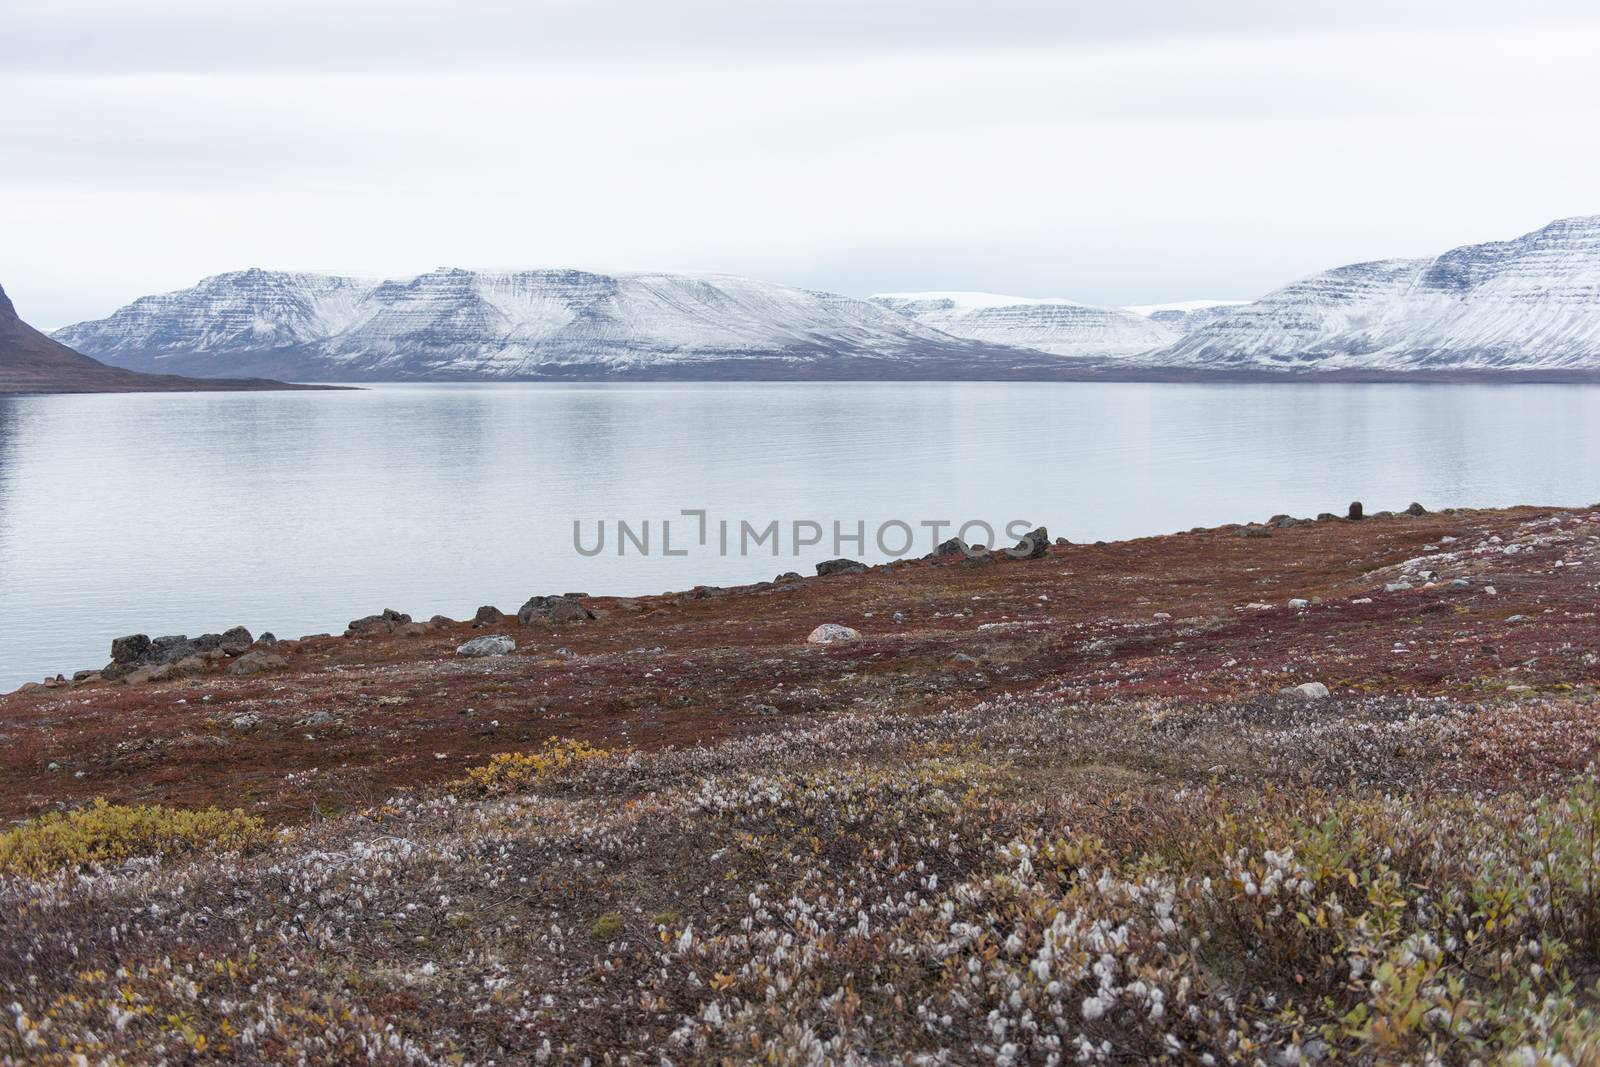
[102,626,257,682]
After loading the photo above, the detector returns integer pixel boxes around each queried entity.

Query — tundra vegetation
[5,506,1600,1064]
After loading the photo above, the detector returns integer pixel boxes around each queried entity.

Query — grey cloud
[4,0,1598,75]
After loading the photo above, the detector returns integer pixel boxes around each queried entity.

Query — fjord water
[2,381,1598,691]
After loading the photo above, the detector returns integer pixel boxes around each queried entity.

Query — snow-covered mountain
[51,216,1600,380]
[1154,217,1600,371]
[870,291,1177,358]
[55,268,1073,381]
[1122,300,1248,334]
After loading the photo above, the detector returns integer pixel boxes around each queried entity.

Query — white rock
[1282,682,1331,701]
[1385,582,1413,593]
[457,634,516,657]
[806,623,861,645]
[1287,598,1309,609]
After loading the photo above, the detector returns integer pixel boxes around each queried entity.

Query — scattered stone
[1351,597,1373,605]
[457,634,516,657]
[806,623,861,644]
[257,632,278,645]
[226,712,262,732]
[471,606,506,627]
[774,571,803,583]
[1153,612,1172,620]
[931,536,969,559]
[1316,512,1338,522]
[1405,502,1429,516]
[1287,598,1309,609]
[1348,501,1364,521]
[298,710,336,728]
[1053,536,1071,546]
[1282,681,1331,701]
[753,704,781,717]
[946,652,981,667]
[229,651,287,676]
[892,611,906,623]
[428,615,454,626]
[1485,585,1498,595]
[1236,527,1272,538]
[815,558,868,577]
[1506,614,1526,623]
[1450,578,1471,589]
[1385,582,1413,593]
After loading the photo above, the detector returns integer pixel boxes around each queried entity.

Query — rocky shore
[4,503,1600,1063]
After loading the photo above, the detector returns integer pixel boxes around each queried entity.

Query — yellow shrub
[458,737,612,795]
[0,799,266,878]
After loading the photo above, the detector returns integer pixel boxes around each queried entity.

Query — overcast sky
[5,0,1600,328]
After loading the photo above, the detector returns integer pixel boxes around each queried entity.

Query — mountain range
[48,215,1600,382]
[50,269,1079,382]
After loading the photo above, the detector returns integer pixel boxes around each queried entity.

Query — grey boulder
[457,634,516,657]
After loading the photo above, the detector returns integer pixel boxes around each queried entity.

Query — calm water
[2,381,1598,691]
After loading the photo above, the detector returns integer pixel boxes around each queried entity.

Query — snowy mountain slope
[56,269,1073,381]
[869,291,1177,358]
[1155,217,1600,370]
[55,269,376,366]
[1122,300,1248,334]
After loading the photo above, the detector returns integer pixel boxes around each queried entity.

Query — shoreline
[0,503,1505,695]
[3,501,1596,822]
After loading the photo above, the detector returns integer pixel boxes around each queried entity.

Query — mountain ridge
[48,215,1600,381]
[54,268,1098,382]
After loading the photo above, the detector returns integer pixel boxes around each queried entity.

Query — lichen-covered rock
[457,634,516,657]
[1008,526,1050,559]
[219,626,254,654]
[518,595,594,625]
[806,623,861,645]
[346,609,411,637]
[110,634,151,664]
